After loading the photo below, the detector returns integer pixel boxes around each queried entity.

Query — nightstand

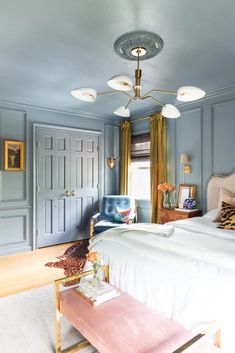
[159,208,202,224]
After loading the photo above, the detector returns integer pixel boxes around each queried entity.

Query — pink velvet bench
[55,270,220,353]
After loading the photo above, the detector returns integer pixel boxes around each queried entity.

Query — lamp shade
[107,75,133,91]
[177,86,206,102]
[113,106,130,117]
[71,88,97,102]
[180,153,189,164]
[162,104,181,119]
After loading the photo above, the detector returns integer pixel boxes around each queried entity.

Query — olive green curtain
[150,112,167,223]
[120,120,131,194]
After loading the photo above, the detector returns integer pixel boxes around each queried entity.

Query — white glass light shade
[162,104,181,119]
[113,106,130,117]
[177,86,206,102]
[71,88,97,102]
[180,153,189,164]
[107,75,133,91]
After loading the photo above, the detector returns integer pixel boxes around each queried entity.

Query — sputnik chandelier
[71,31,206,118]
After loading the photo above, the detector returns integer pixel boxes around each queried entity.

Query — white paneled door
[36,127,99,247]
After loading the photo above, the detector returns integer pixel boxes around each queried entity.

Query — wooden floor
[0,243,74,298]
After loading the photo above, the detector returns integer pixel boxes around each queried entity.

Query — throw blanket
[89,223,174,249]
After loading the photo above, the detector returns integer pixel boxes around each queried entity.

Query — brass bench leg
[55,281,62,353]
[61,341,90,353]
[172,324,221,353]
[215,329,221,348]
[55,281,90,353]
[55,309,62,353]
[90,218,94,240]
[55,270,106,353]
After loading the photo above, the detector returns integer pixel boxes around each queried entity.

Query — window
[130,134,150,200]
[130,160,150,199]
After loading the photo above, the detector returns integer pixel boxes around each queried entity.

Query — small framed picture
[177,184,197,208]
[4,140,25,171]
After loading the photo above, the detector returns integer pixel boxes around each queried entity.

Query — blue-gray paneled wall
[171,89,235,212]
[0,102,118,255]
[104,124,119,195]
[131,87,235,218]
[175,107,203,206]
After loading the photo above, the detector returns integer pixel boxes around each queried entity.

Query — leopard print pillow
[218,201,235,230]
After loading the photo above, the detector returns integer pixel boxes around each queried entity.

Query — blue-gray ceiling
[0,0,234,119]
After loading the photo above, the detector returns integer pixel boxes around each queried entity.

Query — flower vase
[90,263,102,287]
[163,191,172,209]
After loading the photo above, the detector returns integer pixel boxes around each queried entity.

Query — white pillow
[202,209,218,221]
[214,187,235,222]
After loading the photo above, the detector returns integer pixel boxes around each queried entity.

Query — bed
[88,171,235,353]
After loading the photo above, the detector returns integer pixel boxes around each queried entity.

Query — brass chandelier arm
[142,88,177,97]
[140,95,164,107]
[97,90,133,98]
[125,96,134,109]
[132,86,136,96]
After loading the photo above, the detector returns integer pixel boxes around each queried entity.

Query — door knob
[65,190,71,197]
[71,190,76,197]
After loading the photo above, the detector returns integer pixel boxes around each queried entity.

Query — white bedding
[89,218,235,352]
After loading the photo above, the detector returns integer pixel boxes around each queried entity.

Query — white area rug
[0,285,98,353]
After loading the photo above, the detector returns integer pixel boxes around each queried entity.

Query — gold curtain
[150,112,167,223]
[120,120,131,194]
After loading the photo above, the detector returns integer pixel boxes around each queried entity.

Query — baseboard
[0,244,32,256]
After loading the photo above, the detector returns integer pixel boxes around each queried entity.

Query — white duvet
[89,218,235,352]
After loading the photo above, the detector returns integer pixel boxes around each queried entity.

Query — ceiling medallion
[71,31,206,118]
[114,30,164,61]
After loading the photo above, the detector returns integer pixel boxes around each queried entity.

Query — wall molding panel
[168,93,235,212]
[0,108,27,205]
[104,124,119,195]
[211,98,235,175]
[0,208,30,255]
[175,107,203,202]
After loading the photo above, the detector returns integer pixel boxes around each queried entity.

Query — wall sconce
[107,156,117,169]
[180,153,191,183]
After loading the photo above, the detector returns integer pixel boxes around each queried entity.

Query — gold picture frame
[177,184,197,208]
[4,140,25,171]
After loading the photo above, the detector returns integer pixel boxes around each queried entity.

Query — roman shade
[131,133,150,160]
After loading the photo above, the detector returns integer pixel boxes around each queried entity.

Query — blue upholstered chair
[89,195,136,238]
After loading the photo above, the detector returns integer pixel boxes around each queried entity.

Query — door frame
[33,123,102,250]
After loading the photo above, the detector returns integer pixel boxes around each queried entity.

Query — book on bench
[76,279,120,306]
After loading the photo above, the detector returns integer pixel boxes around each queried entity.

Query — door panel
[36,127,99,247]
[44,199,53,233]
[70,133,99,239]
[37,129,71,247]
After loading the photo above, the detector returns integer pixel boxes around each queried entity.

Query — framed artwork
[4,140,25,171]
[177,184,197,208]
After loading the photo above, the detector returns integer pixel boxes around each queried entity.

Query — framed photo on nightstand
[177,184,197,208]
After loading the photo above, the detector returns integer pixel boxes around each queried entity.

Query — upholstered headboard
[207,170,235,211]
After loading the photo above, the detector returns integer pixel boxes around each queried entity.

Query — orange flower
[158,183,166,191]
[86,251,100,263]
[158,183,175,192]
[168,184,175,191]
